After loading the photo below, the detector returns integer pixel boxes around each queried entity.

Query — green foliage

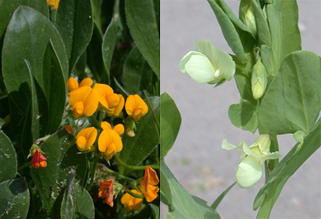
[0,0,160,217]
[0,178,29,219]
[125,0,160,78]
[161,160,220,218]
[0,131,17,183]
[160,93,181,158]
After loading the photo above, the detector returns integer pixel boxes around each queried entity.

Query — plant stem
[86,156,99,191]
[114,154,159,170]
[90,116,103,130]
[18,162,31,171]
[105,167,135,181]
[125,189,144,199]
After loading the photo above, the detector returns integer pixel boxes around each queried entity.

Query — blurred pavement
[160,0,321,218]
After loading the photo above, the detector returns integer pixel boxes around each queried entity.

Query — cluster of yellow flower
[99,166,159,211]
[46,0,60,9]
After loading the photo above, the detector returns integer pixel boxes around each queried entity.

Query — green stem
[86,156,99,191]
[105,167,135,181]
[155,144,160,165]
[18,162,31,172]
[125,189,144,199]
[90,116,103,130]
[114,154,159,170]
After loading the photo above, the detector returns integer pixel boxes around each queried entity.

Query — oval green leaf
[0,131,17,183]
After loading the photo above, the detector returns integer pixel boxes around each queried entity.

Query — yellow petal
[66,77,79,91]
[113,124,124,135]
[98,130,109,152]
[125,95,135,116]
[76,136,87,151]
[68,86,92,106]
[54,0,60,8]
[101,121,112,131]
[76,127,97,151]
[83,89,99,117]
[80,78,93,87]
[106,93,120,109]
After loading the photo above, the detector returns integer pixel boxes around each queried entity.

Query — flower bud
[244,3,257,36]
[251,58,268,100]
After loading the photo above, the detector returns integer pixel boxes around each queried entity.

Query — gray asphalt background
[160,0,321,218]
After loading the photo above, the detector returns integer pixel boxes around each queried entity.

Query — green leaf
[61,172,94,219]
[0,178,29,219]
[228,100,258,133]
[122,46,146,94]
[55,0,94,73]
[273,0,301,57]
[161,159,220,219]
[207,0,246,62]
[0,131,17,183]
[258,51,321,134]
[150,203,160,219]
[0,119,4,129]
[102,18,120,85]
[119,96,159,175]
[211,182,236,210]
[2,6,68,112]
[160,93,181,158]
[125,0,160,78]
[0,0,48,39]
[250,0,271,46]
[254,119,321,218]
[31,130,88,218]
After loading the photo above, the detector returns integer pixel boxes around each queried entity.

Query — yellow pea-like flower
[139,166,159,202]
[75,127,97,151]
[93,83,124,116]
[98,128,123,159]
[101,121,124,136]
[66,77,93,91]
[125,94,148,121]
[121,190,143,212]
[68,86,99,118]
[46,0,60,9]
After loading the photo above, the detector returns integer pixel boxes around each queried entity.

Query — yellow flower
[98,124,123,159]
[76,127,97,151]
[125,95,148,121]
[68,86,99,118]
[93,83,125,116]
[101,121,124,136]
[98,179,114,207]
[66,77,93,91]
[139,166,159,202]
[121,190,143,212]
[107,94,125,117]
[46,0,60,9]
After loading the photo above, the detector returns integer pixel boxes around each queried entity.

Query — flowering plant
[161,0,321,218]
[0,0,159,218]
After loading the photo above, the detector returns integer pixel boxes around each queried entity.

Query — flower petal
[236,156,262,188]
[179,51,215,83]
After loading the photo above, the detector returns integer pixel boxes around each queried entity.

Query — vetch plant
[161,0,321,218]
[0,0,160,218]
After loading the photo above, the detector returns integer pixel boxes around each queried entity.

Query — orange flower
[31,149,47,169]
[75,127,97,151]
[61,125,75,136]
[68,86,99,118]
[121,190,143,212]
[98,179,114,207]
[139,166,159,202]
[125,95,148,121]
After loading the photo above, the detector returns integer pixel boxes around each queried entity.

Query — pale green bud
[179,40,235,85]
[244,4,257,36]
[251,58,268,100]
